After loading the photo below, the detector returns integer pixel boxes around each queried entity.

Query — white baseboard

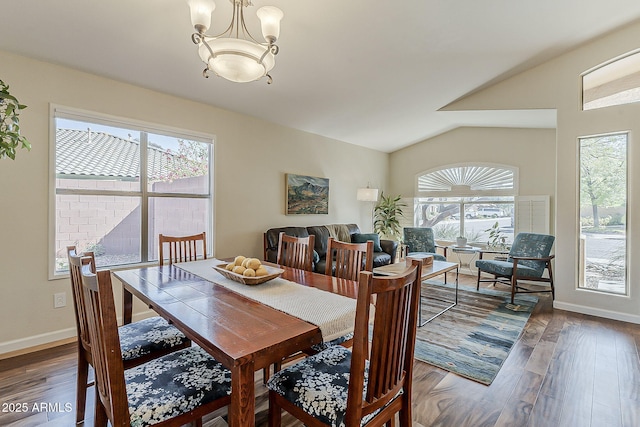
[0,310,158,357]
[0,327,77,356]
[553,301,640,324]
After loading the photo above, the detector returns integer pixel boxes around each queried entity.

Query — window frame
[582,48,640,111]
[48,105,215,279]
[577,131,629,296]
[413,163,519,244]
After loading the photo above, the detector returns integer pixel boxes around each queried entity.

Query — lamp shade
[187,0,216,31]
[256,6,284,42]
[357,188,379,202]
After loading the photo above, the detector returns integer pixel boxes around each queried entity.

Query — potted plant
[373,192,406,240]
[485,221,510,259]
[1,78,31,160]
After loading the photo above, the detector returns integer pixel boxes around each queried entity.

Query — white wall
[0,50,388,354]
[389,126,556,207]
[441,21,640,323]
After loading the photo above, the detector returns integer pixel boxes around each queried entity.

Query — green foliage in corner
[0,79,31,160]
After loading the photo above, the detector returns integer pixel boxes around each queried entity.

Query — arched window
[413,163,518,245]
[417,164,517,196]
[582,49,640,111]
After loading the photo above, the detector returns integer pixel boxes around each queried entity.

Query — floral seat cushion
[267,345,394,427]
[119,316,189,361]
[126,346,231,427]
[310,331,354,353]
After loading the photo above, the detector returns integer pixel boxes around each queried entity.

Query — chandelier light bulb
[187,0,216,32]
[256,6,284,43]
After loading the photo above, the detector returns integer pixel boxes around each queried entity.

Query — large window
[51,107,213,276]
[414,165,517,245]
[578,133,627,294]
[414,197,514,245]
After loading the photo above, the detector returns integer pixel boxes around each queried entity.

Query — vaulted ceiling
[2,0,640,152]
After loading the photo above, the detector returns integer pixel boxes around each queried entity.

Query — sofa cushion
[307,226,332,259]
[351,233,382,252]
[372,251,391,268]
[308,224,361,260]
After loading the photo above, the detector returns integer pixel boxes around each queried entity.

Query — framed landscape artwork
[285,173,329,215]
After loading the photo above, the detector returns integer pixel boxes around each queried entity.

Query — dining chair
[66,247,191,424]
[476,232,555,303]
[267,259,423,427]
[77,257,232,427]
[263,232,315,383]
[276,231,315,271]
[325,237,374,281]
[159,232,207,265]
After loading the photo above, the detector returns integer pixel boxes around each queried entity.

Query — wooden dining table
[114,261,358,427]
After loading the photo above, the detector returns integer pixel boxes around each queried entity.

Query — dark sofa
[263,224,398,275]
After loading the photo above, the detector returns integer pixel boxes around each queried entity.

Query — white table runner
[175,259,356,342]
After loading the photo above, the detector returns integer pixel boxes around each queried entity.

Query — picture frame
[285,173,329,215]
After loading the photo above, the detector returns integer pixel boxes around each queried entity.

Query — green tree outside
[579,134,626,228]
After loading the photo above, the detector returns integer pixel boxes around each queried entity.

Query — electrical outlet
[54,292,66,308]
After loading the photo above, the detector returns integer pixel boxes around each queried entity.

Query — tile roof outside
[56,129,170,180]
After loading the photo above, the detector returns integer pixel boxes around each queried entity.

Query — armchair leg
[548,261,555,300]
[476,268,481,291]
[510,276,517,304]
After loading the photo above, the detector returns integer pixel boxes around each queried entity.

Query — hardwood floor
[1,274,639,427]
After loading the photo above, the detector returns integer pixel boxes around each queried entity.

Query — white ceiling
[2,0,640,152]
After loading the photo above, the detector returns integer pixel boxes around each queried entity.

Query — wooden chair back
[345,259,423,425]
[276,232,315,271]
[78,258,130,424]
[67,247,98,423]
[325,237,373,281]
[67,247,96,356]
[159,232,207,266]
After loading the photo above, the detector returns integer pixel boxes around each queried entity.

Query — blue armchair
[475,232,555,303]
[403,227,447,261]
[403,227,449,282]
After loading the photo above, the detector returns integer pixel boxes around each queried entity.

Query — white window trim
[515,195,550,235]
[48,104,216,280]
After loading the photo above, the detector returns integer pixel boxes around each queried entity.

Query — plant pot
[456,237,467,247]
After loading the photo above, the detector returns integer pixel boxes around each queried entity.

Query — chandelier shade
[256,6,284,41]
[187,0,283,84]
[187,0,215,32]
[198,38,276,83]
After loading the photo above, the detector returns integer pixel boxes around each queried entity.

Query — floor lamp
[357,186,379,232]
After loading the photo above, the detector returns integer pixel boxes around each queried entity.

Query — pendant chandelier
[187,0,284,84]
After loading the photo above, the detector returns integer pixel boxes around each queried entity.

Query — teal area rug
[414,281,537,385]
